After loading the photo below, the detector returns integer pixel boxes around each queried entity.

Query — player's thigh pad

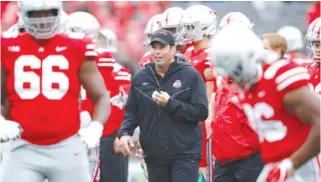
[0,140,45,182]
[45,135,91,182]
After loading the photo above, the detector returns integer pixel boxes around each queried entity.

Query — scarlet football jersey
[212,77,259,162]
[139,51,152,68]
[307,62,320,94]
[184,46,213,82]
[81,50,131,137]
[105,63,131,137]
[81,49,115,113]
[240,59,311,164]
[1,32,97,145]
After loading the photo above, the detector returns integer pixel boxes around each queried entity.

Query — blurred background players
[211,23,320,182]
[211,12,263,182]
[180,4,217,181]
[1,1,321,182]
[68,11,132,182]
[1,1,110,182]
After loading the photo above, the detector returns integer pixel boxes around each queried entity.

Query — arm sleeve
[117,83,139,137]
[165,71,209,123]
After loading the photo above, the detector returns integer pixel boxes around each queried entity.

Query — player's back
[1,32,97,145]
[241,59,311,164]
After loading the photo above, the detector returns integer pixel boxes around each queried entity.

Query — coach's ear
[170,45,176,55]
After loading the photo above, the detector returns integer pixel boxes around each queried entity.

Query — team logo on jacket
[173,80,182,88]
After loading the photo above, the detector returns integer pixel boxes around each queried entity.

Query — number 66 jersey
[1,32,97,145]
[240,59,311,164]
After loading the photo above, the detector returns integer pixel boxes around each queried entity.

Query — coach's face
[150,42,176,66]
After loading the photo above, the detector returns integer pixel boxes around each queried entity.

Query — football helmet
[210,24,265,90]
[68,11,100,38]
[160,7,185,45]
[219,12,253,30]
[144,14,162,46]
[18,0,63,39]
[57,11,69,33]
[100,28,118,53]
[305,17,320,61]
[278,26,303,53]
[7,10,67,35]
[180,5,217,44]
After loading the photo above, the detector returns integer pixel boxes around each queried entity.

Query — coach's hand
[152,91,170,107]
[0,115,22,142]
[78,121,103,149]
[119,135,135,156]
[113,137,121,153]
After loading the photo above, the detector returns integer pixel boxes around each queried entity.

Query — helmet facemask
[308,38,320,62]
[22,9,60,40]
[182,21,216,44]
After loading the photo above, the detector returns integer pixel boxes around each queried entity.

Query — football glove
[78,121,103,149]
[0,116,22,142]
[266,159,298,182]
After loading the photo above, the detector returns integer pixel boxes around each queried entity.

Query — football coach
[118,29,209,182]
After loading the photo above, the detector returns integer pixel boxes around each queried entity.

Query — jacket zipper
[134,87,154,101]
[171,88,191,97]
[149,66,162,116]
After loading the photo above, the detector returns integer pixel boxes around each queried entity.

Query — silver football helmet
[210,24,264,90]
[100,29,118,53]
[278,26,303,53]
[144,14,163,46]
[68,11,100,38]
[219,12,254,30]
[18,0,63,39]
[180,5,217,44]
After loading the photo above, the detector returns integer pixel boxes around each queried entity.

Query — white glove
[78,121,103,149]
[0,116,22,142]
[110,90,128,109]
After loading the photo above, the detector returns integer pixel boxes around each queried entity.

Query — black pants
[213,152,264,182]
[99,135,128,182]
[146,155,200,182]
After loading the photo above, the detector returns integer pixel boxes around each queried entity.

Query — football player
[139,13,163,68]
[306,17,320,95]
[212,12,263,182]
[180,4,217,181]
[0,1,110,182]
[159,7,186,53]
[278,26,313,66]
[210,23,320,182]
[68,11,132,182]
